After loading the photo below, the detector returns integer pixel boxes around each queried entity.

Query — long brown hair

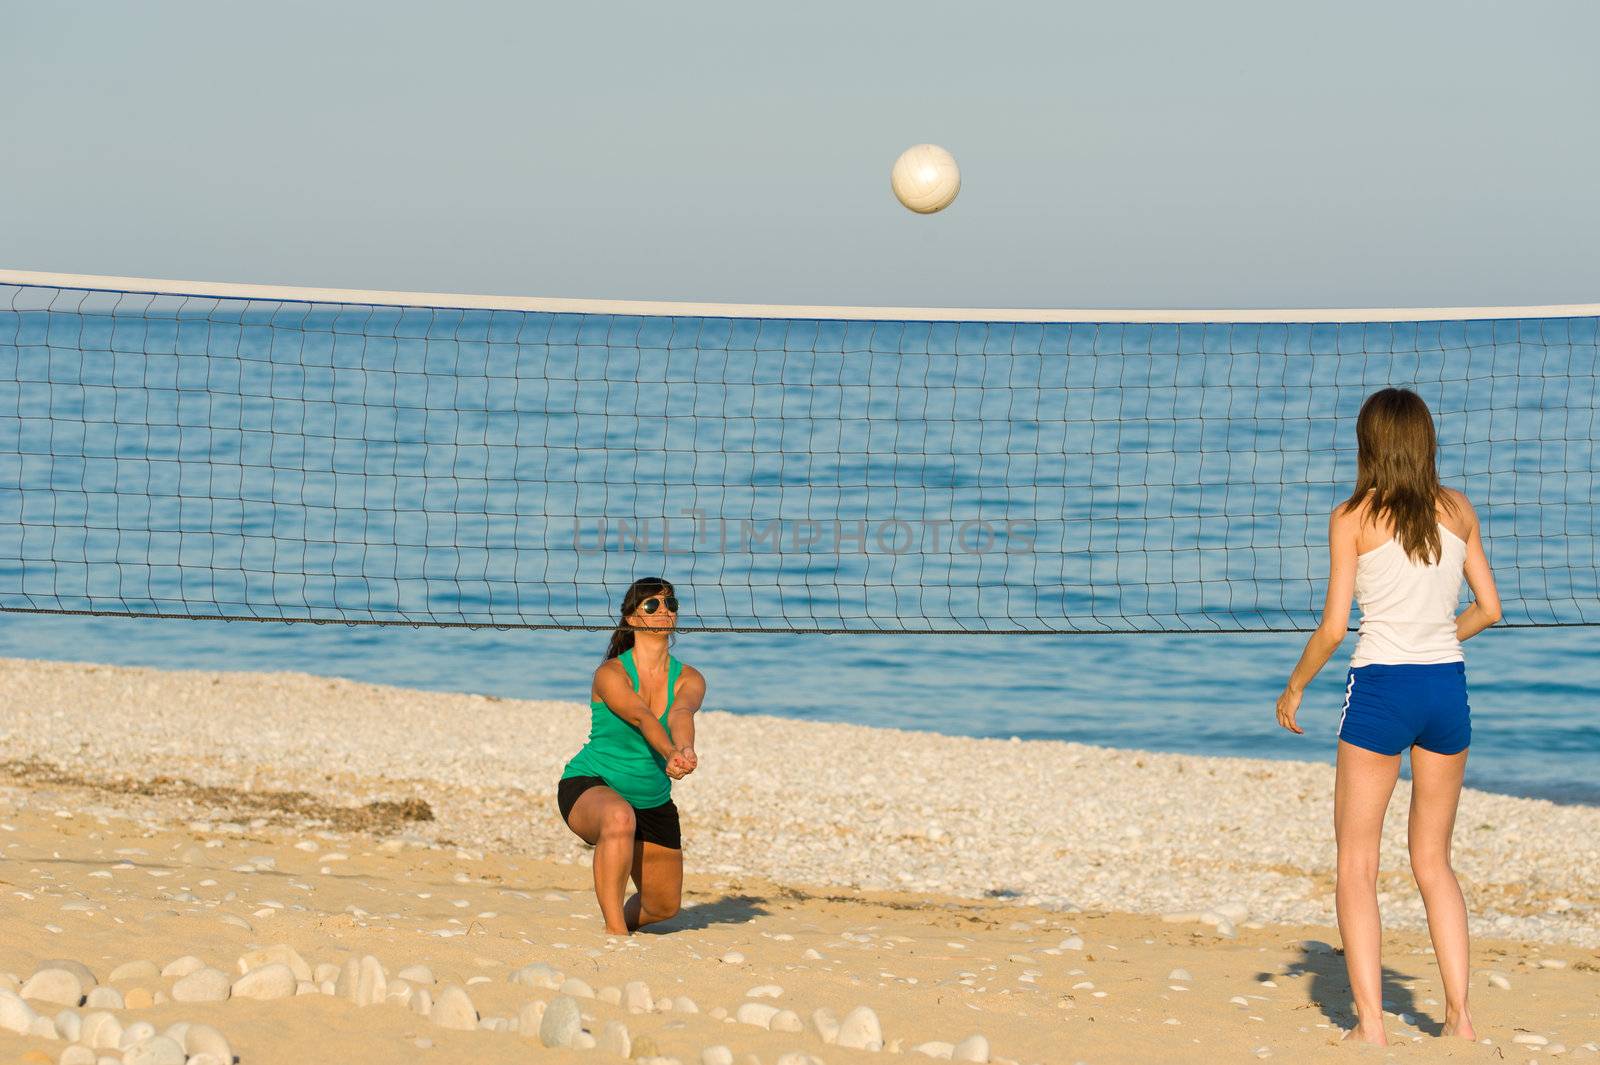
[601,576,677,662]
[1343,387,1456,563]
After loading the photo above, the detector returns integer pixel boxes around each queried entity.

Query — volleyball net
[1,271,1595,633]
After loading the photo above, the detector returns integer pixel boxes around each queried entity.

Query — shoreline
[2,656,1597,951]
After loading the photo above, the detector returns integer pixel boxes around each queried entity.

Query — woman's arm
[1276,504,1359,734]
[592,662,682,761]
[666,667,706,770]
[1454,494,1502,641]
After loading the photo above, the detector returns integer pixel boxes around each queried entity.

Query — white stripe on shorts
[1338,670,1357,736]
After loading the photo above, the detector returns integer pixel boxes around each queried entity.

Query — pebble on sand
[122,1035,186,1065]
[109,961,161,983]
[355,955,387,1007]
[599,1019,632,1057]
[121,1020,159,1047]
[736,1002,781,1028]
[37,960,97,990]
[517,999,545,1034]
[810,1007,840,1043]
[623,980,654,1013]
[182,1023,234,1062]
[953,1034,991,1062]
[238,945,313,984]
[171,967,231,1003]
[232,962,298,1001]
[20,967,84,1007]
[837,1005,884,1051]
[511,962,563,990]
[539,995,582,1048]
[559,976,596,999]
[432,984,479,1031]
[398,964,436,985]
[84,986,124,1009]
[161,957,206,980]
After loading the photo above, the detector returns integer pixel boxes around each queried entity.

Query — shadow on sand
[1280,941,1441,1036]
[645,893,770,933]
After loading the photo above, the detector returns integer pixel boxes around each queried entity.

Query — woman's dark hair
[602,576,677,662]
[1343,387,1457,563]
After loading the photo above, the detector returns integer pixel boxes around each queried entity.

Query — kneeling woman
[558,578,704,935]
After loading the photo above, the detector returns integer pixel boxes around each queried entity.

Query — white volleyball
[890,144,961,214]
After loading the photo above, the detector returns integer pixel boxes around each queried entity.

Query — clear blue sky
[4,0,1597,309]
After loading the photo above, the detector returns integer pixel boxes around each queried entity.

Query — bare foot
[1441,1011,1475,1040]
[1340,1023,1389,1047]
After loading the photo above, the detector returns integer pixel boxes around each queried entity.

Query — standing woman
[559,577,706,935]
[1276,387,1501,1046]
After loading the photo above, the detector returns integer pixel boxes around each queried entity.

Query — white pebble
[736,1002,781,1028]
[122,1035,186,1065]
[355,955,387,1007]
[108,961,160,983]
[432,985,478,1031]
[238,945,313,983]
[160,957,205,979]
[837,1005,883,1051]
[599,1019,632,1057]
[771,1009,803,1033]
[701,1047,735,1065]
[21,967,84,1007]
[119,1020,158,1048]
[747,984,783,999]
[720,951,746,965]
[233,962,297,1000]
[171,967,231,1003]
[617,980,651,1013]
[953,1034,991,1062]
[539,995,582,1047]
[399,964,436,985]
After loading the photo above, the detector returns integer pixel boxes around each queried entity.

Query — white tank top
[1349,522,1467,668]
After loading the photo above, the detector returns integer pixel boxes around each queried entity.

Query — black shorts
[557,775,682,850]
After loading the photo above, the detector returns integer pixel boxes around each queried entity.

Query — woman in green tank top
[557,577,706,935]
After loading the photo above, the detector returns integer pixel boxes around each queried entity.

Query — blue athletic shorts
[1338,661,1471,756]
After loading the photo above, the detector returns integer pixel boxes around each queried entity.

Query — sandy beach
[1,656,1596,1065]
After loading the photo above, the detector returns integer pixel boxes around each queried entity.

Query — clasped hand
[665,745,698,780]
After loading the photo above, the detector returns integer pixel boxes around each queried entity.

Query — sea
[2,296,1596,804]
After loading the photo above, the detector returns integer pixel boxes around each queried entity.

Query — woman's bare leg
[1335,740,1402,1045]
[1408,745,1475,1039]
[564,787,638,935]
[623,840,684,931]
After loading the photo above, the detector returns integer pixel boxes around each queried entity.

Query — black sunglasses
[639,595,679,614]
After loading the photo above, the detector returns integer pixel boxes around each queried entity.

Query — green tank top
[561,647,681,809]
